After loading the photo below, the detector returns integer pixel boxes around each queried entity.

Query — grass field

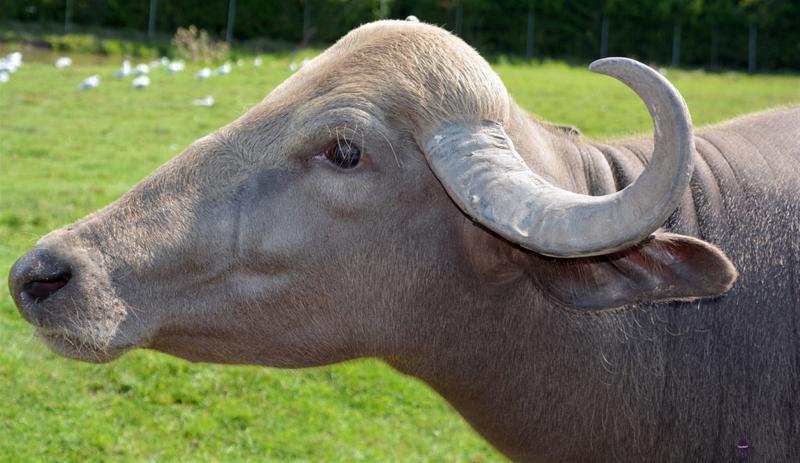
[1,48,798,462]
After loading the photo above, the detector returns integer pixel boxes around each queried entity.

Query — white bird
[253,56,263,67]
[114,60,131,79]
[192,95,215,107]
[0,52,22,73]
[78,75,101,90]
[0,72,9,83]
[160,57,170,66]
[195,67,212,80]
[236,59,244,67]
[215,62,232,75]
[166,61,185,73]
[55,57,72,69]
[132,75,150,89]
[134,63,150,75]
[289,59,311,73]
[7,52,22,64]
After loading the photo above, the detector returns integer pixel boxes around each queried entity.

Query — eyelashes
[315,141,361,169]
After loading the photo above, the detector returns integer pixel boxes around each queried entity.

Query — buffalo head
[9,20,735,369]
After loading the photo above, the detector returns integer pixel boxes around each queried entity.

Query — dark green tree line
[1,0,798,70]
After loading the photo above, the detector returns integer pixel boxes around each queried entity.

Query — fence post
[672,18,681,67]
[303,1,311,39]
[455,2,463,37]
[600,14,609,58]
[65,0,73,33]
[748,21,757,73]
[148,0,158,40]
[710,23,718,68]
[526,8,535,61]
[380,0,389,19]
[226,0,236,46]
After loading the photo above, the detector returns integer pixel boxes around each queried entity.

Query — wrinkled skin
[9,20,800,462]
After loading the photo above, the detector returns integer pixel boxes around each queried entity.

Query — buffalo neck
[385,271,634,461]
[383,123,684,460]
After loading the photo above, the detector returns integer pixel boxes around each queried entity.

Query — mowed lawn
[1,49,798,462]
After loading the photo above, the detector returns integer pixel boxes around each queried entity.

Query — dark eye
[321,142,361,169]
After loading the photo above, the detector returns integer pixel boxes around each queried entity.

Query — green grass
[1,51,798,462]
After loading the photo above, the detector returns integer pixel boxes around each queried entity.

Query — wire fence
[2,0,799,72]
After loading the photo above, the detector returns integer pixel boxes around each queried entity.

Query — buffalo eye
[319,142,361,169]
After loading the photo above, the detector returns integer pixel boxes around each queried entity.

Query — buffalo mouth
[34,327,131,363]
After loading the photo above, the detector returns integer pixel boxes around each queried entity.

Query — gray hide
[7,20,800,462]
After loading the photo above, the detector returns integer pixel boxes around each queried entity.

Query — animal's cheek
[239,166,396,275]
[238,195,329,271]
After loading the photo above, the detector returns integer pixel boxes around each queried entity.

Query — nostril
[23,272,71,302]
[9,247,74,310]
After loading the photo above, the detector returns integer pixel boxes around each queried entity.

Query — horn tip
[588,57,641,74]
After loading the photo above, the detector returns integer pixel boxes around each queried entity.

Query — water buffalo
[8,19,800,462]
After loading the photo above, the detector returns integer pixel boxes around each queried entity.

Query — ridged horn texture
[422,57,695,258]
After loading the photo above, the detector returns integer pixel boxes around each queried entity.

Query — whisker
[377,129,401,167]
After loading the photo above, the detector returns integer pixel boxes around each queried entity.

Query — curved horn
[423,57,694,258]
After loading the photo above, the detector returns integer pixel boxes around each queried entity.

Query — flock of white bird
[80,57,191,91]
[83,55,266,93]
[1,51,313,108]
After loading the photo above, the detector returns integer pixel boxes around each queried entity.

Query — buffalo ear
[522,232,738,312]
[460,219,527,285]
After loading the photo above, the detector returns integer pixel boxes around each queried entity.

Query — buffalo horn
[422,57,694,257]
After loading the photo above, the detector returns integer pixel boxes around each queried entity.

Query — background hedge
[2,0,798,71]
